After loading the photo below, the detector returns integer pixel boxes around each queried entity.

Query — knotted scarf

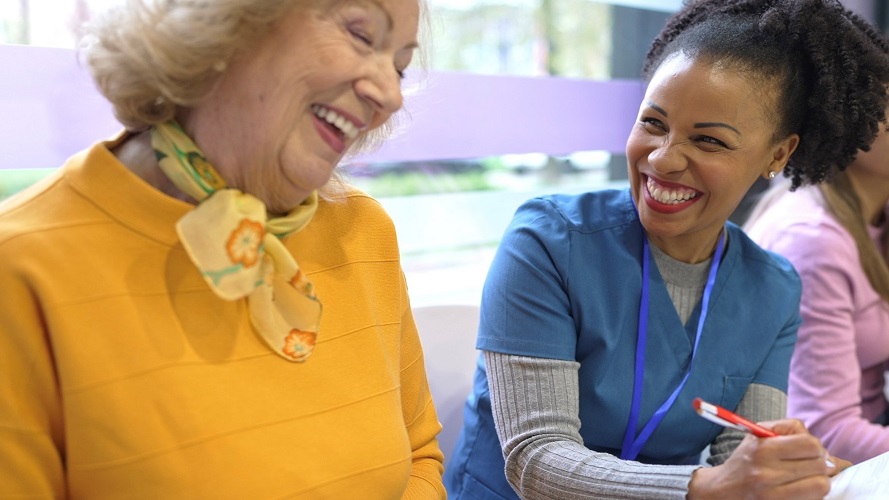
[151,120,321,362]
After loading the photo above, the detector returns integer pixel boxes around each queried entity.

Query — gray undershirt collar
[648,238,724,324]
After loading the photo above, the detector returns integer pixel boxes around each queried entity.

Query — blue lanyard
[619,229,726,461]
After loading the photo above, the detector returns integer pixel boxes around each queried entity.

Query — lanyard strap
[620,230,726,461]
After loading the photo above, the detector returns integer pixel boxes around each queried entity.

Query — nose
[648,140,687,176]
[354,58,404,128]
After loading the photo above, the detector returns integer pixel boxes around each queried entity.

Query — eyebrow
[645,101,740,136]
[360,0,421,50]
[694,122,741,136]
[646,100,668,116]
[363,0,393,29]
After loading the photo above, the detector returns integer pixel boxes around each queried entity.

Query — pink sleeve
[769,222,889,463]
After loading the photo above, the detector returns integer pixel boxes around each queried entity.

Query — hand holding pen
[686,398,848,499]
[693,397,834,467]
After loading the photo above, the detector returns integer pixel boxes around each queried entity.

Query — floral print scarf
[151,120,321,362]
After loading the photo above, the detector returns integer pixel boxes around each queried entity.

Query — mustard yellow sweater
[0,137,445,499]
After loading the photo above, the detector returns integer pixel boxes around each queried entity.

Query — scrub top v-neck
[445,189,801,499]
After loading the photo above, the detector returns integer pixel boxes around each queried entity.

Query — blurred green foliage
[353,170,493,197]
[0,168,496,201]
[0,169,54,200]
[429,0,611,78]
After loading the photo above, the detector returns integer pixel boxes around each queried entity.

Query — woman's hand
[826,455,852,476]
[687,419,833,500]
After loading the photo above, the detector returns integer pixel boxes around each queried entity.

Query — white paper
[825,451,889,499]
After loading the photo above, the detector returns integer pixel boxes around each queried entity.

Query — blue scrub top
[444,189,801,499]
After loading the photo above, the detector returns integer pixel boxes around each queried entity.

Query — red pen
[693,397,777,437]
[693,397,835,467]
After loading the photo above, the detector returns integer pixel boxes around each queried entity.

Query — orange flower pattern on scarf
[283,329,317,362]
[290,270,314,296]
[226,219,265,268]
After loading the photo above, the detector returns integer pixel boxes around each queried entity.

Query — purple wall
[360,72,644,163]
[0,44,644,169]
[0,45,120,170]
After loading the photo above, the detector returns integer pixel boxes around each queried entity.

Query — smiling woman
[0,0,447,498]
[444,0,889,498]
[626,52,799,262]
[162,0,418,213]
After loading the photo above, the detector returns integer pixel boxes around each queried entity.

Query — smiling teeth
[311,104,359,140]
[646,177,698,205]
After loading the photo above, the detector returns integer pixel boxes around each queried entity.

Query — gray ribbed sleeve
[485,352,698,499]
[485,352,787,497]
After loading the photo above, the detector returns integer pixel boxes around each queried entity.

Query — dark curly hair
[643,0,889,189]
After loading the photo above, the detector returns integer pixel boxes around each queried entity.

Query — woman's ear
[764,133,800,178]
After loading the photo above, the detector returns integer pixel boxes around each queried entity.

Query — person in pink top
[745,112,889,464]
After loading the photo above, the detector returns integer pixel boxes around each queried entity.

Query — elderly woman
[0,0,445,498]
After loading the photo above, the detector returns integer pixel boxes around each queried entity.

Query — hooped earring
[768,171,777,179]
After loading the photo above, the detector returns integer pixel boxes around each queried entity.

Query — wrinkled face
[625,52,798,262]
[184,0,419,213]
